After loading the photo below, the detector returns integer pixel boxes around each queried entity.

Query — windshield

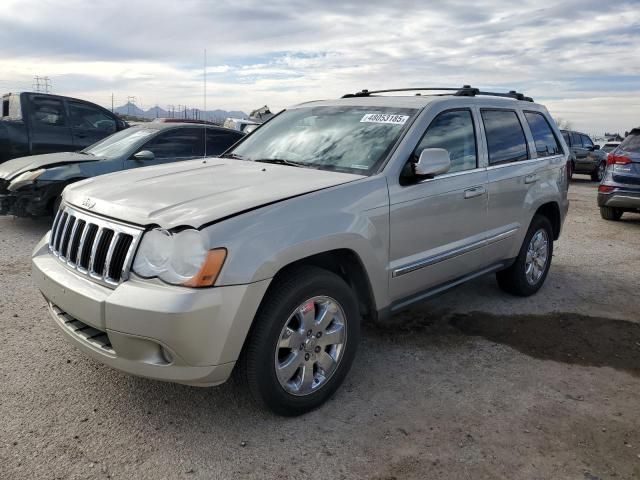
[229,106,417,174]
[83,127,157,159]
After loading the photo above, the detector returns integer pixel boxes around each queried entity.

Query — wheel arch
[534,201,561,240]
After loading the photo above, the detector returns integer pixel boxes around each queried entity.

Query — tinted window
[31,97,65,126]
[562,131,570,145]
[413,110,477,173]
[2,99,8,117]
[206,129,242,155]
[481,110,528,164]
[619,130,640,153]
[69,102,116,134]
[524,112,562,157]
[145,128,204,158]
[581,135,594,148]
[570,132,581,147]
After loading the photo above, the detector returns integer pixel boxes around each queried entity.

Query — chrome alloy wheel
[525,229,549,285]
[274,296,347,396]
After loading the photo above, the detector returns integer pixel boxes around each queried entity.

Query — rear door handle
[524,174,538,184]
[464,186,486,199]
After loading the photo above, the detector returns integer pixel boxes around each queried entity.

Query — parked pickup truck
[0,92,128,164]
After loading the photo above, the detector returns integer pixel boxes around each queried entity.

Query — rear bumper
[32,233,271,386]
[598,189,640,210]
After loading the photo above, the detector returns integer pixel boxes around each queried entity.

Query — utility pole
[167,105,174,118]
[111,93,114,113]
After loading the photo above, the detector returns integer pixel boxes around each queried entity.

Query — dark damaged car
[0,123,244,217]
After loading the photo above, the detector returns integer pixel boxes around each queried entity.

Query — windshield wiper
[253,158,307,168]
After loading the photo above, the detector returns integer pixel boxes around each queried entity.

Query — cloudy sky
[1,0,639,134]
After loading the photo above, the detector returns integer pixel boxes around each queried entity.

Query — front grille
[50,303,115,354]
[49,204,143,287]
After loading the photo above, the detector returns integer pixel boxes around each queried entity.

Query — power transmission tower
[127,96,136,116]
[32,76,52,93]
[167,105,175,118]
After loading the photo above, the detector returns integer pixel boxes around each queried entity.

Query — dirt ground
[1,176,639,480]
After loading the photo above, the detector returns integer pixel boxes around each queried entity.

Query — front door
[27,95,74,155]
[387,108,489,305]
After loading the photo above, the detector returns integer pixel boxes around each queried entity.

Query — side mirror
[414,148,451,178]
[133,150,155,161]
[593,144,600,151]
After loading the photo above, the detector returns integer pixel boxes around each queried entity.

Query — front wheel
[496,215,554,296]
[238,266,360,416]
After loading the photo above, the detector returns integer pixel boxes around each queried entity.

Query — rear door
[482,108,549,262]
[570,132,589,172]
[388,108,490,302]
[205,128,243,156]
[610,130,640,185]
[68,101,118,149]
[26,95,74,154]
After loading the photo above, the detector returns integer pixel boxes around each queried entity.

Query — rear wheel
[591,161,606,182]
[600,206,623,221]
[238,266,360,416]
[496,215,553,296]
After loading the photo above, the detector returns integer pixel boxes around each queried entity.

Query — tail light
[598,184,614,193]
[607,153,632,165]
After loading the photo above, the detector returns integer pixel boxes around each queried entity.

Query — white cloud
[0,0,638,133]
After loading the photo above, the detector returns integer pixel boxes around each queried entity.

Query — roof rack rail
[342,85,534,102]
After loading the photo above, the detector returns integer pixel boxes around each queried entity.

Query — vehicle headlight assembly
[132,228,226,287]
[8,169,45,191]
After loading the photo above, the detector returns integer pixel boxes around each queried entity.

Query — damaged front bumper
[0,185,59,217]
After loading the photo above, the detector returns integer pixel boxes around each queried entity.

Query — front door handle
[464,186,486,199]
[524,174,539,184]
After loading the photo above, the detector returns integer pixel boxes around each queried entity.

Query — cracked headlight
[8,169,45,191]
[132,228,226,287]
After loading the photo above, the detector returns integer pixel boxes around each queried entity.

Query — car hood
[63,158,364,228]
[0,152,101,180]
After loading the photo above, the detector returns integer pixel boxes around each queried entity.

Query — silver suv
[32,86,569,415]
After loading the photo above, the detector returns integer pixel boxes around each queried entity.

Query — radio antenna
[203,48,207,158]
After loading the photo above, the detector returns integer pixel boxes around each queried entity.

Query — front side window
[413,110,477,173]
[581,135,594,149]
[31,97,65,126]
[481,110,528,164]
[144,128,204,158]
[69,102,116,134]
[230,106,418,174]
[84,127,156,159]
[524,112,562,157]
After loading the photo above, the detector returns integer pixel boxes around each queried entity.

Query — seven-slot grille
[49,204,143,287]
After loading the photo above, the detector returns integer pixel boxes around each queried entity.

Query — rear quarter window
[524,112,562,157]
[481,110,529,165]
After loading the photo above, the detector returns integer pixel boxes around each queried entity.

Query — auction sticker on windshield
[360,113,409,125]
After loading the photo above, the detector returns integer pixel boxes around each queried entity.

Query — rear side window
[570,132,581,147]
[205,129,242,155]
[30,97,66,126]
[413,109,477,173]
[581,135,594,149]
[481,110,528,164]
[562,131,570,146]
[524,112,562,157]
[145,128,204,158]
[619,130,640,153]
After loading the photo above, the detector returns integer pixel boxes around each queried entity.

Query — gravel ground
[1,177,639,480]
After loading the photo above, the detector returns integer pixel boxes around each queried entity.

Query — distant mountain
[114,103,247,122]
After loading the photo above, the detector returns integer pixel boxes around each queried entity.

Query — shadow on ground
[373,310,640,377]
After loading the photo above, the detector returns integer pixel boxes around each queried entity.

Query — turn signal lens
[183,248,227,287]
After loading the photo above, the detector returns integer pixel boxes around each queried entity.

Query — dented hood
[63,158,363,228]
[0,152,100,180]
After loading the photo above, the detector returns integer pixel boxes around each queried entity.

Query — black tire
[496,214,554,297]
[52,196,62,216]
[600,206,623,221]
[237,266,360,416]
[591,162,606,182]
